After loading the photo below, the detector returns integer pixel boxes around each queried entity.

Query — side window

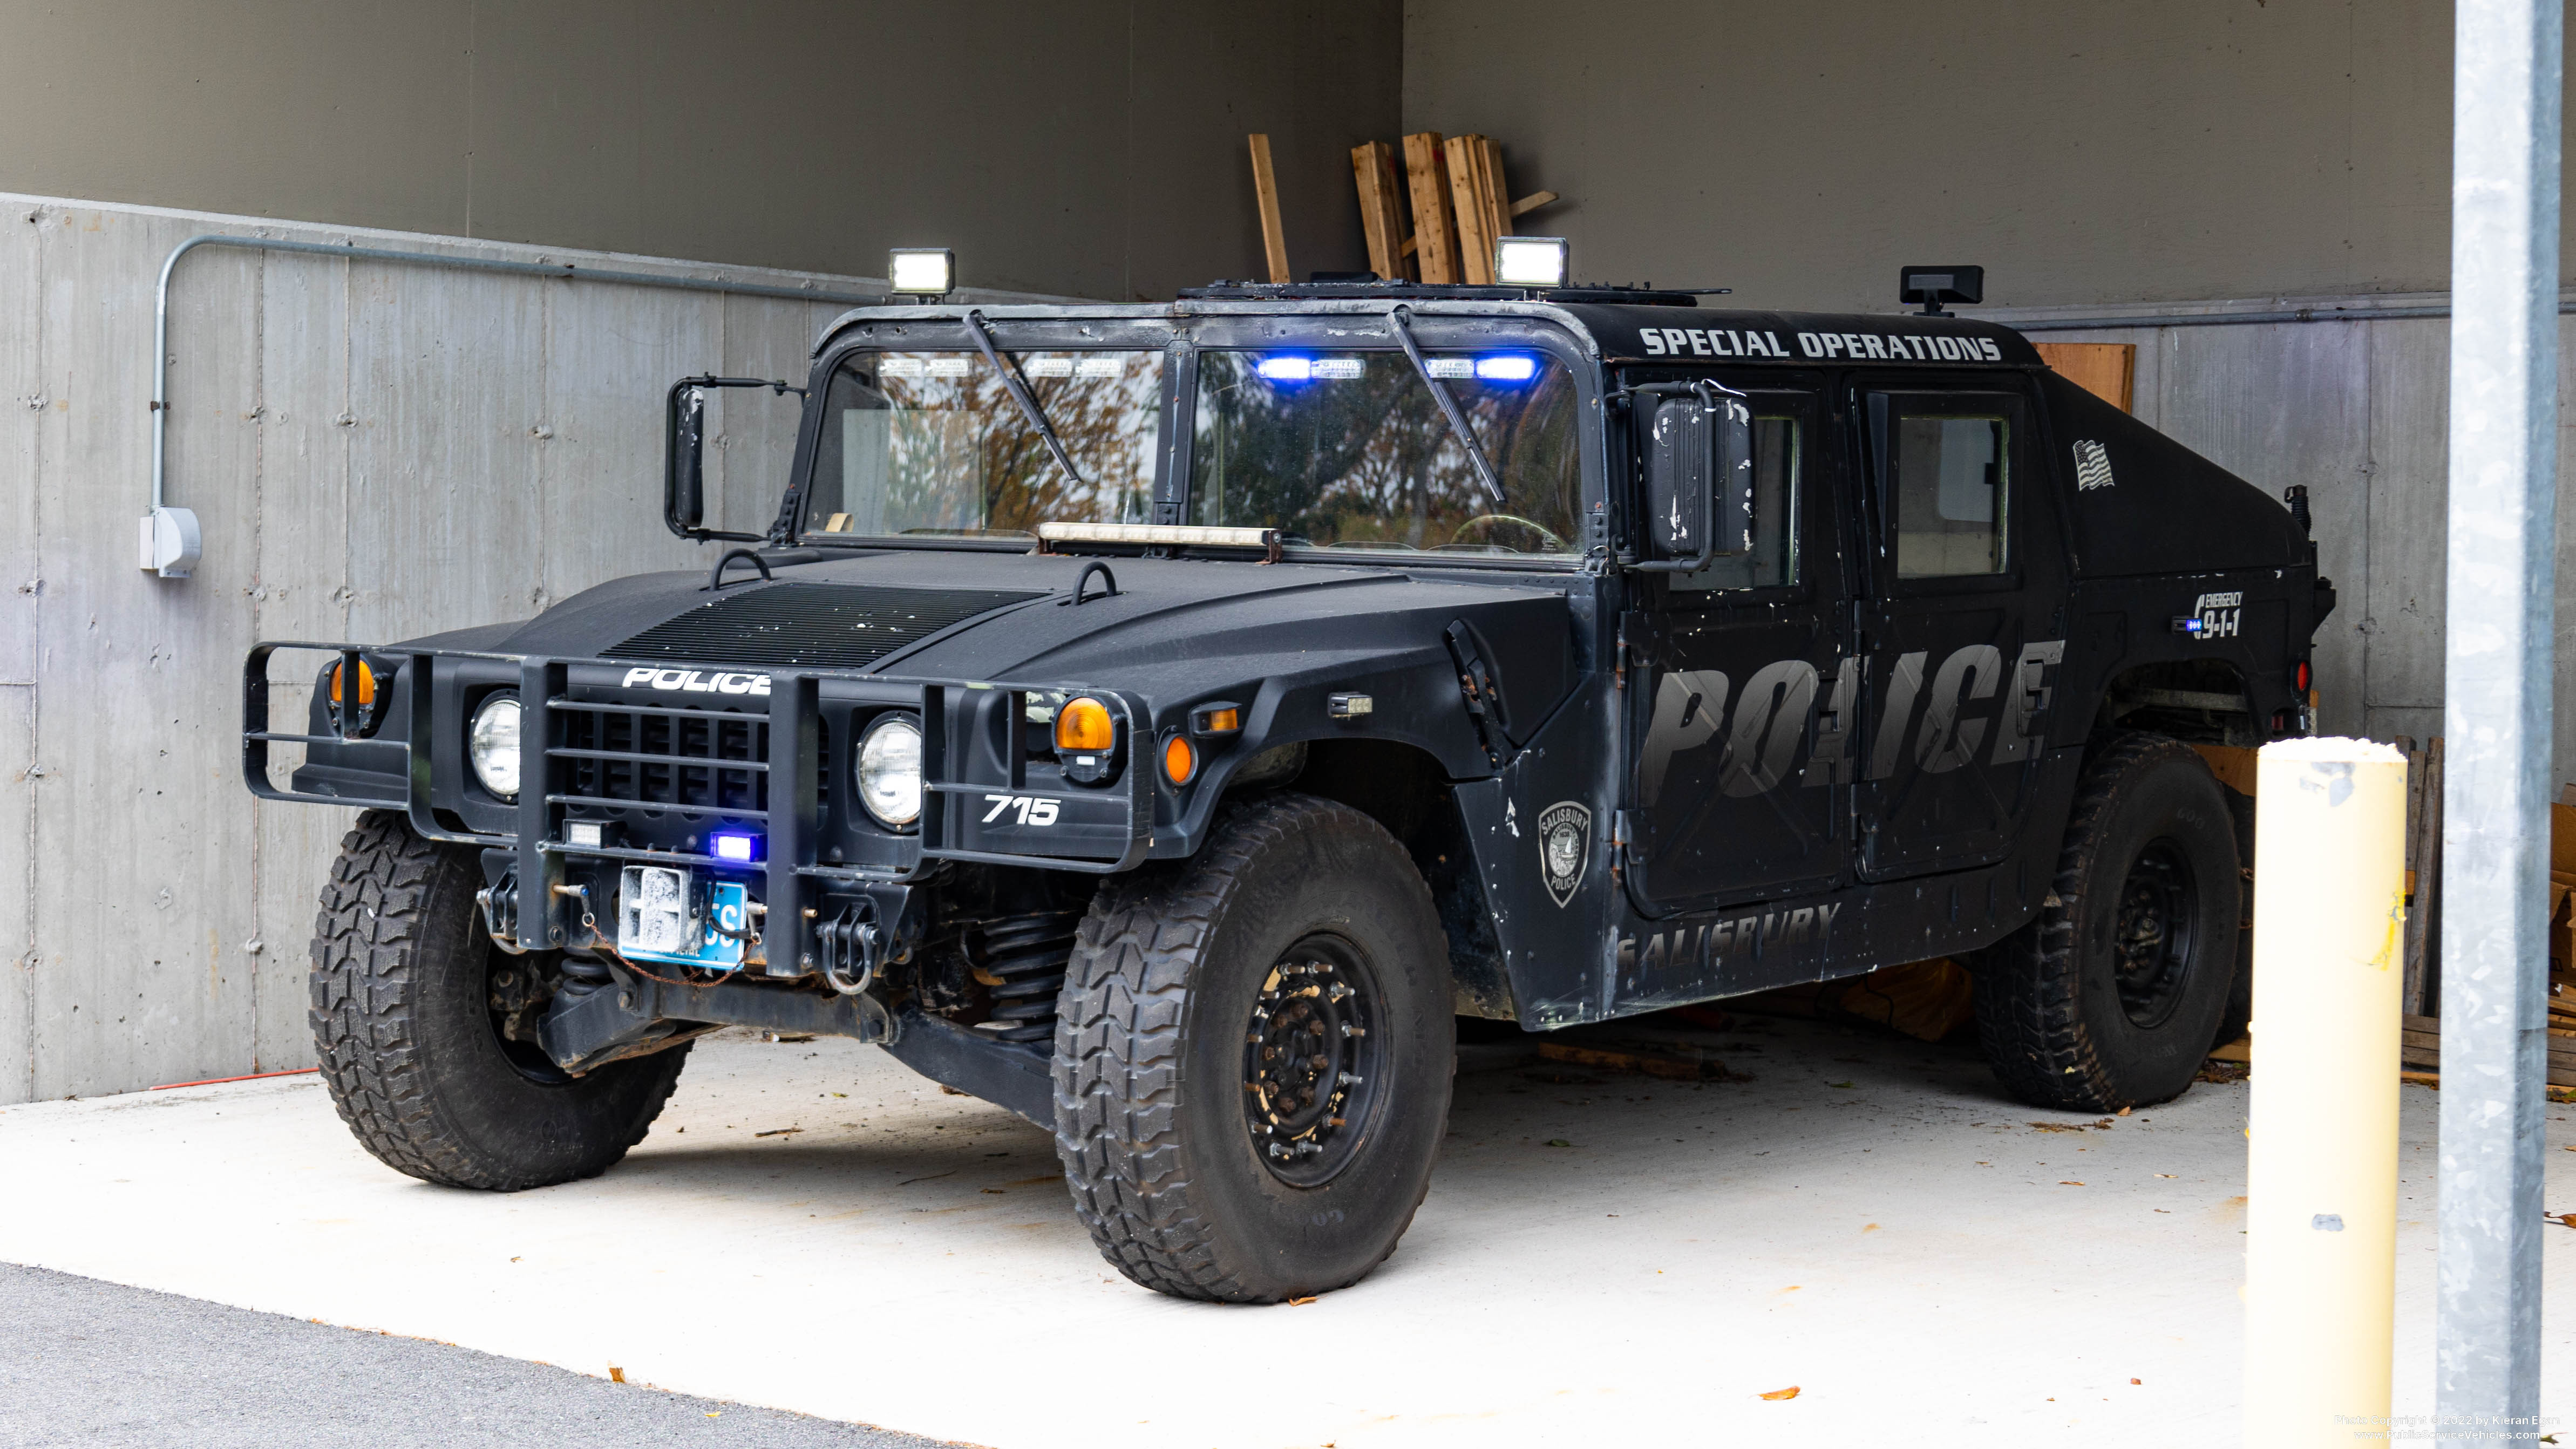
[1871,392,2014,580]
[1672,404,1801,591]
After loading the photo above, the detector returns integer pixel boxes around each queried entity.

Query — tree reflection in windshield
[804,352,1161,539]
[1189,351,1580,555]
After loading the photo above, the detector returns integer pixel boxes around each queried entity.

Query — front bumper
[244,640,1155,970]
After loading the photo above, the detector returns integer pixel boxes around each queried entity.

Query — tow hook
[477,875,528,955]
[814,902,882,995]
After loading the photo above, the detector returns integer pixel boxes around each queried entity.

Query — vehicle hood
[423,547,1581,747]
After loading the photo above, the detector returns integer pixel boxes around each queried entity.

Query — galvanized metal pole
[2438,0,2560,1440]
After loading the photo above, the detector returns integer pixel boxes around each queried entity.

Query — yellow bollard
[2244,737,2408,1446]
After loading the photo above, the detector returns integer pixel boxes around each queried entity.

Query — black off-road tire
[309,811,688,1189]
[1052,793,1455,1303]
[1973,734,2242,1112]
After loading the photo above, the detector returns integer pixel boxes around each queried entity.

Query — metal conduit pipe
[2005,295,2576,331]
[143,232,891,579]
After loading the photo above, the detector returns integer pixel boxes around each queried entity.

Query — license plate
[616,865,749,970]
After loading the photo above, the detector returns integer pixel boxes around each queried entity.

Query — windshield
[803,351,1163,540]
[1190,351,1581,555]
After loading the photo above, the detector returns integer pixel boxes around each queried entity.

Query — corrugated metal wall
[0,192,1048,1104]
[2008,297,2576,784]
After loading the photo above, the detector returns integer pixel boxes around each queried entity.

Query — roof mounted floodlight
[1900,264,1984,317]
[888,248,955,297]
[1494,236,1569,289]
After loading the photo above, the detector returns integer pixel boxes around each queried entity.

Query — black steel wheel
[1053,792,1454,1303]
[1973,735,2241,1111]
[1242,934,1385,1187]
[2110,840,2199,1029]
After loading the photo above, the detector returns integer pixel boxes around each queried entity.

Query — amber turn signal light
[1162,733,1198,785]
[1189,702,1242,736]
[1055,697,1116,753]
[329,658,376,707]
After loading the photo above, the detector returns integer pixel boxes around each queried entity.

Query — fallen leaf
[2156,1173,2177,1179]
[1861,1223,1880,1233]
[2552,1213,2576,1230]
[2060,1181,2086,1187]
[1759,1386,1801,1401]
[609,1366,626,1384]
[2117,1106,2132,1116]
[981,1187,1005,1194]
[1288,1295,1318,1306]
[1545,1139,1574,1148]
[2130,1378,2142,1385]
[1827,1081,1855,1090]
[755,1127,801,1138]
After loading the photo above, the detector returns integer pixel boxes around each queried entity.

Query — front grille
[549,701,829,819]
[606,582,1044,672]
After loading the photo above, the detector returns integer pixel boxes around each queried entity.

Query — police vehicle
[248,248,2331,1303]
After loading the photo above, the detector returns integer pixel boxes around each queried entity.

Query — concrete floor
[2,1019,2571,1447]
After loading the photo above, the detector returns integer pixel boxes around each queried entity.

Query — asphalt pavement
[0,1262,960,1448]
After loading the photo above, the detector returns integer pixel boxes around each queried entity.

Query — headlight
[468,694,523,800]
[856,714,923,829]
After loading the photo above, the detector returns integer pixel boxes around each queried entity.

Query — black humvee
[247,274,2330,1303]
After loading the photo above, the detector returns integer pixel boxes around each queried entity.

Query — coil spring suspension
[973,911,1082,1044]
[557,954,614,998]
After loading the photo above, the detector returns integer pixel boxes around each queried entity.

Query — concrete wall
[1405,0,2480,312]
[0,192,1064,1104]
[0,1,1402,302]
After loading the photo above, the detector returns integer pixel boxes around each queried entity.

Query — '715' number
[982,794,1061,827]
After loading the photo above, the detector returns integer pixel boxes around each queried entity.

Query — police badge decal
[1538,801,1591,908]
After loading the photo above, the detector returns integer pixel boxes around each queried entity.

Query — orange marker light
[1202,708,1240,734]
[329,658,376,707]
[1162,734,1198,785]
[1055,697,1116,753]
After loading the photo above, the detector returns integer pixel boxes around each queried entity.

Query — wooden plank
[1445,134,1498,284]
[1480,135,1510,250]
[2033,342,2137,412]
[2190,743,2258,797]
[1510,190,1560,217]
[1349,141,1409,283]
[1401,133,1459,284]
[1247,133,1289,284]
[2403,736,2443,1016]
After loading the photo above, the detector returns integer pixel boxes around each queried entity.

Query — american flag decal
[2072,439,2115,491]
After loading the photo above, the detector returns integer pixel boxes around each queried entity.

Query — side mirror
[664,374,807,543]
[665,378,709,538]
[1636,385,1754,573]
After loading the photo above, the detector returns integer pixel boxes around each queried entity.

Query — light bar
[1256,355,1313,383]
[565,820,605,850]
[1474,354,1538,382]
[1494,236,1568,288]
[1037,522,1277,549]
[888,248,955,296]
[711,832,760,863]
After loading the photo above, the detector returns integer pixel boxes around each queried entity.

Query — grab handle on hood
[707,548,774,591]
[1063,561,1119,607]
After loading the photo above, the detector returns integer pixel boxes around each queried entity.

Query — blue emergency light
[711,832,760,863]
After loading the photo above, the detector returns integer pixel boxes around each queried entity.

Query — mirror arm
[665,373,789,544]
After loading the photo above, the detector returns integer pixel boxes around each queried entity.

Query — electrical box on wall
[139,507,201,579]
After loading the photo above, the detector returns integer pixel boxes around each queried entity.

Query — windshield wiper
[960,308,1086,489]
[1386,304,1505,505]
